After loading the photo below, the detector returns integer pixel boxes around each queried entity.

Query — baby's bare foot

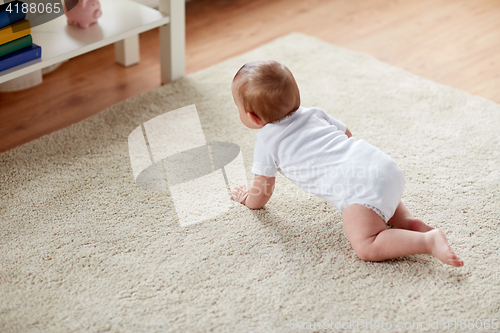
[426,229,464,267]
[405,217,435,232]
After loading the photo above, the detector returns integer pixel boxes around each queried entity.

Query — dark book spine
[0,43,41,72]
[0,1,27,29]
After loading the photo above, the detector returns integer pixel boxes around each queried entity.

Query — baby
[231,60,463,267]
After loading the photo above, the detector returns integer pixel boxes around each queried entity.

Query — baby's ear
[248,112,263,126]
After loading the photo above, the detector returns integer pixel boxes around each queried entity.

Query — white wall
[134,0,159,8]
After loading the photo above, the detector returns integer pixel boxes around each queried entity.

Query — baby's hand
[231,184,249,204]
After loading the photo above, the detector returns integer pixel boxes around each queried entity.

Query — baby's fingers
[231,184,248,203]
[231,185,242,196]
[231,187,242,201]
[232,184,247,193]
[231,190,239,200]
[232,192,244,202]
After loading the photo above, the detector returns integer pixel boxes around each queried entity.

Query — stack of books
[0,0,41,72]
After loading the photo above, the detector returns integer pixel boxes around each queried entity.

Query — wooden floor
[1,0,499,152]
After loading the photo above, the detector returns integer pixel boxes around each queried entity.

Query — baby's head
[231,60,300,128]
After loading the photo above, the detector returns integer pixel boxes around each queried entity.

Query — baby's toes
[448,252,463,267]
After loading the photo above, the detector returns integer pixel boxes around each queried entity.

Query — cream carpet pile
[1,33,499,332]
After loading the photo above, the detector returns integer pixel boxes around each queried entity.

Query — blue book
[0,43,41,72]
[0,1,26,30]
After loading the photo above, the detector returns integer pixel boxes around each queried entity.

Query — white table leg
[115,35,140,67]
[159,0,185,84]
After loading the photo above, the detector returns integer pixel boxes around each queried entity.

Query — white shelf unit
[0,0,185,85]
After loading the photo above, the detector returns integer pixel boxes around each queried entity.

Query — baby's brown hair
[233,60,300,124]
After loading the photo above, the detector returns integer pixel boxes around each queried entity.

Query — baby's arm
[321,110,352,138]
[231,175,275,209]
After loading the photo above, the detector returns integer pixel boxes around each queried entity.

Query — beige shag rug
[1,33,500,333]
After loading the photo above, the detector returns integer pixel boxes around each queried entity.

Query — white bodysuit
[251,106,405,222]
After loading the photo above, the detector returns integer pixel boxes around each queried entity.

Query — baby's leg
[342,204,463,266]
[388,201,434,232]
